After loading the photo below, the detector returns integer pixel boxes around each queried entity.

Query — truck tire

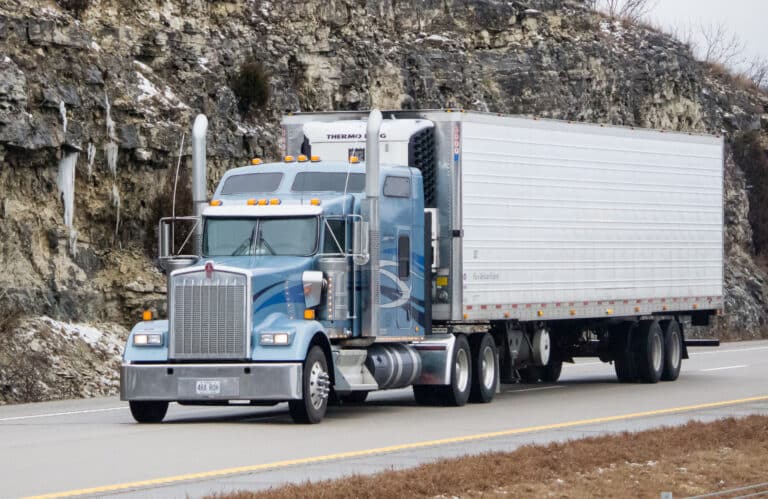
[445,334,472,406]
[469,333,498,403]
[660,320,683,381]
[413,335,472,406]
[632,320,665,384]
[289,346,331,424]
[129,401,168,423]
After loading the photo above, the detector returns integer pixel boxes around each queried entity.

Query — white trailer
[284,110,723,391]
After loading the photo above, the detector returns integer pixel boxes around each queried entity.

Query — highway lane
[1,340,767,499]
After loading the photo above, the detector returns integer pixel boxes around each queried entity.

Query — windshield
[203,217,318,257]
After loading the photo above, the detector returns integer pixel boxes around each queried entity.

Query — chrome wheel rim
[308,361,330,410]
[455,347,470,393]
[481,345,495,390]
[651,333,663,373]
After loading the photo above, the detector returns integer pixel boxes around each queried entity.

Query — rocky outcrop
[0,0,766,401]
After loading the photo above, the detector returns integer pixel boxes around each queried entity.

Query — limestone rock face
[0,0,767,401]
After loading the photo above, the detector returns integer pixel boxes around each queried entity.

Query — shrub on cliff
[733,131,768,256]
[231,60,270,114]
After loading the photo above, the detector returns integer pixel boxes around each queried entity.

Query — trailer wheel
[660,320,683,381]
[632,320,665,384]
[469,333,498,403]
[289,346,331,424]
[129,401,168,423]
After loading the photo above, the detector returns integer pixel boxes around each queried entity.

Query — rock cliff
[0,0,766,401]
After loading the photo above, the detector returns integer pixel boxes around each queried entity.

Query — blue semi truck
[121,110,724,423]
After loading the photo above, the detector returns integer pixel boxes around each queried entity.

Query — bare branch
[699,22,745,65]
[744,55,768,89]
[591,0,657,23]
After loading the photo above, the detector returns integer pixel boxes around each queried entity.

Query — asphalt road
[2,340,768,499]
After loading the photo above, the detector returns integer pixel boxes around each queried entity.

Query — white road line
[0,406,126,422]
[690,346,768,356]
[700,365,748,372]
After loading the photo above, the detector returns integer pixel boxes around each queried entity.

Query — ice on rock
[59,101,67,137]
[57,151,79,255]
[86,142,95,176]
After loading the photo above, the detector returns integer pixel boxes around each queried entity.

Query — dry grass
[208,416,768,499]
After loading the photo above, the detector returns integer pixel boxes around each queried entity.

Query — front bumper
[120,363,302,401]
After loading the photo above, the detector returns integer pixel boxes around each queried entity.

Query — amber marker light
[270,198,281,205]
[251,158,262,165]
[304,309,316,320]
[142,310,153,321]
[209,199,222,206]
[297,155,308,162]
[284,155,294,162]
[310,198,321,206]
[257,199,268,206]
[349,156,360,164]
[247,199,257,206]
[310,155,321,162]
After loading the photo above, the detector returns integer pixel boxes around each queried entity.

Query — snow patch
[3,56,10,63]
[133,60,153,73]
[136,71,159,101]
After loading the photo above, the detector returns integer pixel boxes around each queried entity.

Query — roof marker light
[258,199,268,206]
[247,199,257,206]
[251,158,262,165]
[349,156,360,164]
[297,155,308,162]
[270,198,281,205]
[310,198,321,206]
[310,155,321,162]
[284,155,294,162]
[210,200,222,206]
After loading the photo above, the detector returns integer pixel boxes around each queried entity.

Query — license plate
[195,380,221,395]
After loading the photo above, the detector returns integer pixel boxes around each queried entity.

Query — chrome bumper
[120,363,302,401]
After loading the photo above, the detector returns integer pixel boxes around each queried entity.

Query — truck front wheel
[289,345,331,424]
[129,401,169,423]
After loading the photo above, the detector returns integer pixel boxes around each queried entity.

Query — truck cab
[122,156,429,423]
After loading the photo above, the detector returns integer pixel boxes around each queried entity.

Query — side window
[398,235,410,278]
[383,176,411,198]
[323,219,346,254]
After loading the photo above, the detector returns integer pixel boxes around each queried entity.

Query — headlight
[133,333,163,346]
[260,331,293,346]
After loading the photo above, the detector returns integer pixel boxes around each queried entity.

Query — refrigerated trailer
[121,110,724,424]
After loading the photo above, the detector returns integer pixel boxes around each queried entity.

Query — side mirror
[352,220,369,266]
[302,271,324,308]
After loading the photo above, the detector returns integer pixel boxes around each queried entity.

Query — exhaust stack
[191,114,208,249]
[363,109,383,337]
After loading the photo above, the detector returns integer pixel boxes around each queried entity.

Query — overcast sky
[649,0,767,70]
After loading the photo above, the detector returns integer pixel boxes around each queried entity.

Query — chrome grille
[169,270,249,360]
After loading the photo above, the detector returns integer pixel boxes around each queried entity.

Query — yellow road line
[24,394,768,499]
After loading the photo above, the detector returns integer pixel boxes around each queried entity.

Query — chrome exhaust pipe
[363,109,383,337]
